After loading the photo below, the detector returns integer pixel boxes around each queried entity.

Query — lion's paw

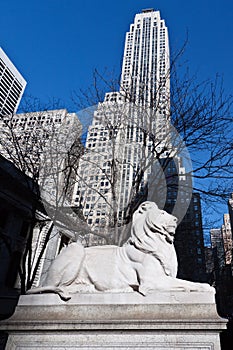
[194,283,215,293]
[185,282,215,293]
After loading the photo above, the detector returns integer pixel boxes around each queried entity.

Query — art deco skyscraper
[72,9,207,283]
[0,47,27,116]
[117,11,206,284]
[120,8,169,108]
[72,9,172,245]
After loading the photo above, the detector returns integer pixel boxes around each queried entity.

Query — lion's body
[27,201,214,300]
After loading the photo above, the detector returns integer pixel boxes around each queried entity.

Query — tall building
[71,9,207,285]
[0,109,80,177]
[71,7,205,277]
[149,157,207,282]
[209,204,233,317]
[120,8,170,109]
[0,47,27,116]
[221,213,232,265]
[174,193,207,282]
[210,228,225,270]
[72,9,172,245]
[119,8,171,160]
[0,109,82,286]
[228,193,233,233]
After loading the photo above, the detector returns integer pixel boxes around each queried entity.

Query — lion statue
[27,201,214,300]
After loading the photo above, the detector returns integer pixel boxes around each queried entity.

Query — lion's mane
[125,201,178,277]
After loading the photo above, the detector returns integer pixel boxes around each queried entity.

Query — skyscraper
[221,213,232,265]
[72,9,207,285]
[120,8,169,109]
[0,47,27,116]
[73,9,178,244]
[72,9,174,245]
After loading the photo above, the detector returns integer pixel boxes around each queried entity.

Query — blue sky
[1,0,233,235]
[1,0,232,107]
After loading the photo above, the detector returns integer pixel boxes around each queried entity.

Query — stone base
[0,291,227,349]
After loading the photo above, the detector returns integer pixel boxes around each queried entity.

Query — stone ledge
[18,290,216,305]
[0,292,227,350]
[0,292,226,330]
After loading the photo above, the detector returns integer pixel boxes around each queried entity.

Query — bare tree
[70,48,233,246]
[1,45,232,290]
[0,105,85,293]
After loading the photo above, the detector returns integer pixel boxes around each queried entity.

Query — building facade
[228,193,233,235]
[0,47,26,116]
[149,157,207,282]
[174,193,207,282]
[0,155,39,319]
[0,109,80,176]
[71,7,207,285]
[208,195,233,317]
[120,8,170,109]
[221,213,233,265]
[0,109,83,288]
[72,9,172,245]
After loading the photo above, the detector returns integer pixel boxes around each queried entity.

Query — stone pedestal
[0,291,227,349]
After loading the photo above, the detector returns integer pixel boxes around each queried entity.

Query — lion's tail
[26,286,71,301]
[26,242,86,302]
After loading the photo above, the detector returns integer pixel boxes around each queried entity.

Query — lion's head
[126,201,178,277]
[131,201,177,244]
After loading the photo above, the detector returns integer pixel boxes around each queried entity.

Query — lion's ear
[140,202,148,211]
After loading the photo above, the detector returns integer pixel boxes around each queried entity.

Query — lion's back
[82,245,132,291]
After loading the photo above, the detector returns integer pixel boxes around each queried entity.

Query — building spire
[142,8,155,13]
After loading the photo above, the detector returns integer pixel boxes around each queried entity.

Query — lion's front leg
[137,255,165,296]
[137,255,214,295]
[166,277,215,293]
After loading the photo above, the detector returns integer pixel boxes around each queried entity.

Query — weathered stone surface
[0,291,227,349]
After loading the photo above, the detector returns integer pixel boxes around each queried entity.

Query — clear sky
[1,0,233,236]
[1,0,232,108]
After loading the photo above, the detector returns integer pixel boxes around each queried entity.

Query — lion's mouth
[167,225,176,234]
[166,225,176,242]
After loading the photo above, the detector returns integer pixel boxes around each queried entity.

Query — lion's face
[158,208,177,243]
[133,201,177,244]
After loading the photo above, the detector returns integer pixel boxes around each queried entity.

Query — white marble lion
[27,201,214,300]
